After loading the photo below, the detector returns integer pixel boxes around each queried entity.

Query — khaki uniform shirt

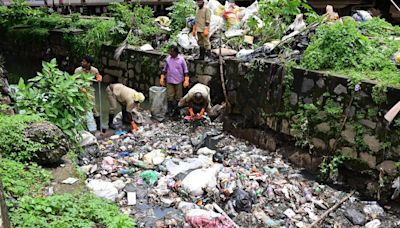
[74,66,99,75]
[195,6,211,32]
[110,83,139,112]
[178,83,212,111]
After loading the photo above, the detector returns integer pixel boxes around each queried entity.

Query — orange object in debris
[131,120,138,132]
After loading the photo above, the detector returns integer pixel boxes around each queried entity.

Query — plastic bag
[149,86,168,122]
[177,28,199,50]
[224,11,240,31]
[208,0,223,15]
[86,111,96,132]
[143,149,165,165]
[79,130,97,147]
[87,179,118,201]
[225,29,245,38]
[239,1,259,24]
[352,10,372,22]
[236,49,254,60]
[231,189,253,212]
[181,164,223,196]
[165,155,212,176]
[140,170,159,185]
[210,15,224,37]
[185,209,234,228]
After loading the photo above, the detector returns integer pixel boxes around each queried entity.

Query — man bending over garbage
[75,55,103,131]
[178,83,212,121]
[160,45,190,117]
[106,83,145,132]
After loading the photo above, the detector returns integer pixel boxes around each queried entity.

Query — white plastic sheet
[177,28,199,50]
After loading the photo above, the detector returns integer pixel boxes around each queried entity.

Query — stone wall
[99,45,224,103]
[223,59,400,201]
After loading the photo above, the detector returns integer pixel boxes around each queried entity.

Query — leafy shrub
[301,18,400,85]
[0,114,45,160]
[255,0,316,41]
[16,59,94,140]
[168,0,196,33]
[9,193,135,228]
[0,159,52,198]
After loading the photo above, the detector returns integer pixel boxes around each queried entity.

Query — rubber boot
[108,114,116,130]
[167,101,174,117]
[204,49,212,62]
[122,110,130,124]
[172,100,180,117]
[94,116,101,131]
[196,47,205,60]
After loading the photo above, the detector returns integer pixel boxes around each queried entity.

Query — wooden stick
[218,29,231,113]
[212,202,240,228]
[308,191,355,228]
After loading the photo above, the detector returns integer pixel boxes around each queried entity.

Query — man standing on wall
[160,45,190,117]
[193,0,211,61]
[74,55,103,131]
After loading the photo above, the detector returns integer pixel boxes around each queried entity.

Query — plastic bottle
[304,188,312,202]
[119,151,130,157]
[267,186,274,199]
[119,168,134,175]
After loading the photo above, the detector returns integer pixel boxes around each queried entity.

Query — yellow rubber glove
[183,76,189,88]
[160,74,165,86]
[203,26,209,37]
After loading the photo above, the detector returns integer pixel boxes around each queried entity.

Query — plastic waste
[62,177,79,185]
[86,111,97,132]
[155,176,171,196]
[254,209,276,227]
[118,151,130,157]
[391,177,400,199]
[149,86,168,122]
[207,0,223,15]
[231,188,253,212]
[143,149,165,165]
[224,2,240,31]
[365,219,381,228]
[304,188,312,202]
[139,44,154,51]
[185,209,234,228]
[177,28,199,50]
[212,151,225,163]
[209,15,224,37]
[102,156,115,172]
[79,130,97,147]
[225,29,245,38]
[87,179,118,201]
[112,179,126,190]
[284,208,296,218]
[166,155,212,176]
[127,192,136,205]
[181,164,223,196]
[363,203,384,218]
[236,49,254,60]
[197,147,216,156]
[155,16,171,31]
[352,10,372,21]
[344,208,366,225]
[140,170,160,185]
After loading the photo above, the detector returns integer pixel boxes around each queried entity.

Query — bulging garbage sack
[185,209,234,228]
[181,164,223,196]
[87,179,118,202]
[178,28,199,50]
[149,86,168,122]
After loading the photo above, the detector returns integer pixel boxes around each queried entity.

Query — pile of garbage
[78,114,400,227]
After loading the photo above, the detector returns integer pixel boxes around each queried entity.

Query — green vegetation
[168,0,196,33]
[0,114,44,160]
[16,59,94,140]
[250,0,317,42]
[320,154,352,180]
[302,18,400,86]
[0,159,51,199]
[9,193,135,228]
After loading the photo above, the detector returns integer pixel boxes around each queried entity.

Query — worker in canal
[193,0,211,60]
[74,55,103,131]
[160,45,190,117]
[106,83,145,132]
[178,83,212,121]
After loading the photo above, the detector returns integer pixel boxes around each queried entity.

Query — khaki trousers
[106,86,119,115]
[167,83,183,102]
[197,32,211,49]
